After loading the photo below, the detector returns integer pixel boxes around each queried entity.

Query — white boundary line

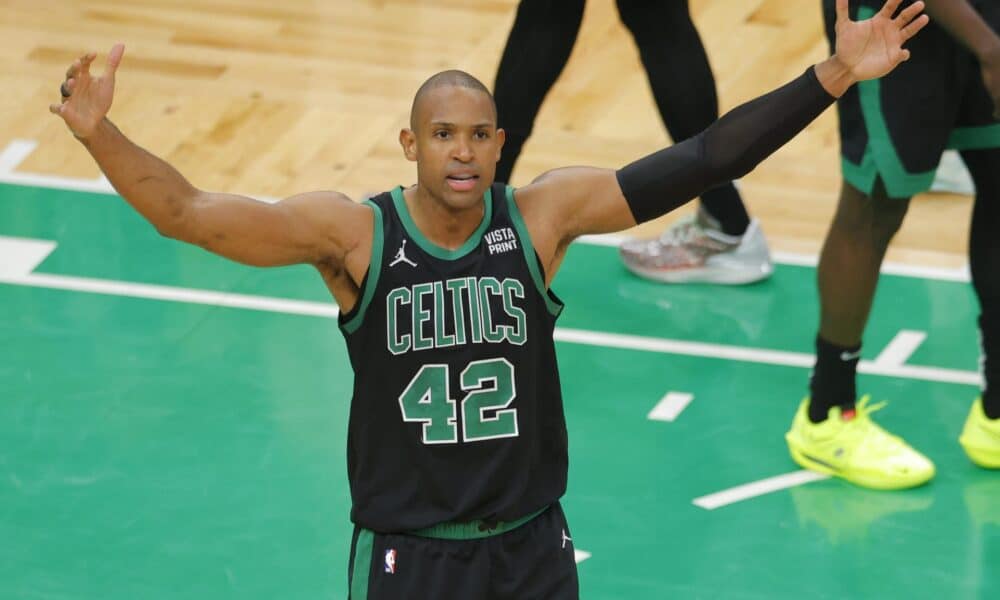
[873,330,928,368]
[0,271,341,318]
[0,139,972,282]
[0,235,58,276]
[6,271,341,318]
[647,392,694,422]
[0,140,38,174]
[553,327,980,386]
[692,470,830,510]
[0,233,981,387]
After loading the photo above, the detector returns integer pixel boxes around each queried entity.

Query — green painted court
[1,181,996,599]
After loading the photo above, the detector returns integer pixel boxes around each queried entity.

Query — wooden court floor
[0,0,975,267]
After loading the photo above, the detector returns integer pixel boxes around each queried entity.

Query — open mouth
[446,174,479,192]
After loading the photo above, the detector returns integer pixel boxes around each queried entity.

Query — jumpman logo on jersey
[390,239,417,268]
[561,529,572,549]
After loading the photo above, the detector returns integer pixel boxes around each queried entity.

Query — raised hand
[49,44,125,139]
[833,0,929,82]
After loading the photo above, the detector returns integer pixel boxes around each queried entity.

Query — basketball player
[494,0,773,285]
[51,1,926,596]
[786,0,1000,489]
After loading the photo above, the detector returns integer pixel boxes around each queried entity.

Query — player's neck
[404,185,486,251]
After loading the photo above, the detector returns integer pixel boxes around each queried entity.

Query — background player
[493,0,773,285]
[786,0,1000,489]
[51,0,927,595]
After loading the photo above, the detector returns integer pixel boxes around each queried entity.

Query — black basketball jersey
[338,183,567,532]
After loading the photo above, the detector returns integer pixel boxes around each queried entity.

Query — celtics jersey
[338,183,567,532]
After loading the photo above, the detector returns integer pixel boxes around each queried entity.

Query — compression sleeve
[616,66,836,224]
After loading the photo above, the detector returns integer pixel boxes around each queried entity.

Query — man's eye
[475,131,489,139]
[435,131,450,139]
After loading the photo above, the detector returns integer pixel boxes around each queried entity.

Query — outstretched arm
[517,0,929,274]
[50,45,369,269]
[923,0,1000,117]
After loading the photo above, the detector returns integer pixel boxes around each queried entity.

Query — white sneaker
[619,207,773,284]
[930,150,975,195]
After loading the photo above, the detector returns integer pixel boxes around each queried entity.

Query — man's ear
[495,127,506,163]
[399,128,418,162]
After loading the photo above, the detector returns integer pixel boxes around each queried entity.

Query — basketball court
[2,1,996,598]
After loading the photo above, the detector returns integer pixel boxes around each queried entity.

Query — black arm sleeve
[616,66,836,224]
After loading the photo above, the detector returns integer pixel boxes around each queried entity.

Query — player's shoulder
[280,190,375,250]
[514,167,617,210]
[282,189,372,220]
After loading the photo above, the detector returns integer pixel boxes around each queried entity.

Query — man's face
[401,85,505,210]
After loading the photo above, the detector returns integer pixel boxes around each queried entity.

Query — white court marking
[0,236,57,277]
[574,550,592,564]
[873,330,928,368]
[0,236,982,387]
[0,236,340,318]
[647,392,694,422]
[0,140,38,174]
[692,470,830,510]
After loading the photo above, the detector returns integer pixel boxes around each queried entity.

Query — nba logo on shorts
[384,548,397,574]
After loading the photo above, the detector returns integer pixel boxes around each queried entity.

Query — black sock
[963,148,1000,420]
[700,184,751,236]
[979,313,1000,419]
[808,336,860,423]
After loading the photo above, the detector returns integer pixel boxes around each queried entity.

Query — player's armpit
[171,189,371,269]
[520,167,632,244]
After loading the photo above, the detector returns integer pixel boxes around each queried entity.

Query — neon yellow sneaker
[785,396,935,490]
[958,397,1000,469]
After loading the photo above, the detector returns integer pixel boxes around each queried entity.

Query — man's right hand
[49,44,125,139]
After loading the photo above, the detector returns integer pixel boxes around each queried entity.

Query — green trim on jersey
[505,186,563,317]
[341,200,384,335]
[948,123,1000,150]
[350,529,374,599]
[390,186,493,260]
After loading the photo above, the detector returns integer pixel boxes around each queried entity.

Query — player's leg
[785,178,933,490]
[492,0,586,184]
[615,0,771,285]
[811,180,908,421]
[952,0,1000,467]
[784,0,952,490]
[490,503,579,600]
[958,149,1000,468]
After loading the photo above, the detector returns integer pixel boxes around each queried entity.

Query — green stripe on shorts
[351,529,374,600]
[842,6,936,198]
[948,123,1000,150]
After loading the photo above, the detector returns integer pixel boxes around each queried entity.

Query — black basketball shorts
[823,0,1000,198]
[347,503,579,599]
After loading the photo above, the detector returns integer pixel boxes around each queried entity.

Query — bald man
[51,2,927,596]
